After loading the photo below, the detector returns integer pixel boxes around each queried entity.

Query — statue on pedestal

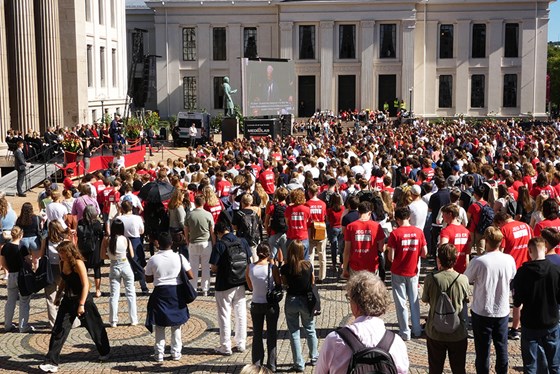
[222,76,237,118]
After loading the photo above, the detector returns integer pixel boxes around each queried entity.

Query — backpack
[483,181,498,206]
[432,273,462,334]
[505,196,517,218]
[236,210,262,246]
[270,203,288,234]
[475,201,495,234]
[77,220,97,255]
[336,327,398,374]
[222,238,248,286]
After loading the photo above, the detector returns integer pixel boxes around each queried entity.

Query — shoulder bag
[266,263,283,305]
[306,267,322,316]
[177,253,197,304]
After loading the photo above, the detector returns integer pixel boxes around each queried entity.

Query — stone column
[0,0,10,143]
[279,21,293,60]
[360,20,375,110]
[320,21,334,112]
[401,19,415,113]
[11,0,40,133]
[37,0,64,131]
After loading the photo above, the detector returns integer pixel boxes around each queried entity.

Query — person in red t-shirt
[467,185,489,255]
[534,199,560,237]
[529,173,558,200]
[258,161,276,197]
[215,171,232,204]
[63,168,75,192]
[202,186,224,224]
[387,206,427,340]
[439,204,471,274]
[305,184,327,282]
[326,193,344,272]
[285,189,311,259]
[342,201,385,278]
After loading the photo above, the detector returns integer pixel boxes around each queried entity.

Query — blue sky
[551,2,560,41]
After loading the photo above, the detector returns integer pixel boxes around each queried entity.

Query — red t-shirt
[512,180,524,192]
[467,201,488,233]
[530,185,557,199]
[507,186,519,201]
[500,220,533,269]
[387,225,426,277]
[63,176,74,191]
[259,169,276,195]
[204,202,223,224]
[327,208,344,228]
[103,188,120,215]
[344,220,385,272]
[285,204,310,240]
[305,198,327,227]
[215,180,232,197]
[440,224,470,273]
[271,152,282,161]
[522,175,537,191]
[422,167,435,182]
[534,218,560,237]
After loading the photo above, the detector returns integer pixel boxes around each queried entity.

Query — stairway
[0,163,59,196]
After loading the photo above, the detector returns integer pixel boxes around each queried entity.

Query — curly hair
[289,189,306,206]
[0,197,8,218]
[346,271,389,317]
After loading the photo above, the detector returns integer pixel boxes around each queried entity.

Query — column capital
[361,20,375,29]
[402,19,416,29]
[279,21,293,32]
[320,21,334,29]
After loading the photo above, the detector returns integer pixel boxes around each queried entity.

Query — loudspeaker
[221,117,239,142]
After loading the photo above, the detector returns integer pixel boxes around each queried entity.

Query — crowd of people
[1,113,560,373]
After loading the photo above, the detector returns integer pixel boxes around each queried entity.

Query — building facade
[126,0,552,119]
[0,0,128,143]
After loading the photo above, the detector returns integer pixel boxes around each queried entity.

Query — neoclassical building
[0,0,128,142]
[126,0,552,119]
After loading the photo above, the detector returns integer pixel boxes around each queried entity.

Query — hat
[452,164,461,172]
[410,185,422,196]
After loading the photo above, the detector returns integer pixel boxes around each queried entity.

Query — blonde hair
[168,189,184,210]
[203,186,220,206]
[484,226,503,249]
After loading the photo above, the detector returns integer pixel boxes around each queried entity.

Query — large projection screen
[241,58,296,117]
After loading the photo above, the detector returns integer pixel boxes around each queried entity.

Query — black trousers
[426,336,467,374]
[45,295,110,365]
[250,302,279,371]
[16,170,25,195]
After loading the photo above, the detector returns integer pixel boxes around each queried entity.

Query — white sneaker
[154,354,163,362]
[39,363,59,373]
[171,354,182,361]
[234,344,246,353]
[214,346,232,356]
[110,323,117,328]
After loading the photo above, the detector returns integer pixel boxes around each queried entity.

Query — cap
[452,164,461,171]
[410,185,422,196]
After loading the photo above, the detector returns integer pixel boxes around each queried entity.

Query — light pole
[409,88,413,118]
[101,100,104,123]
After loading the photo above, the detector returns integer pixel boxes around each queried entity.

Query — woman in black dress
[39,241,110,373]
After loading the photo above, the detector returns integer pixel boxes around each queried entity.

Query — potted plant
[61,133,82,164]
[124,117,143,144]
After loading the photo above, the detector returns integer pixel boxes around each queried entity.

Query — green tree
[548,43,560,114]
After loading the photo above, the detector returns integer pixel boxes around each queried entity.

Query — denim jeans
[251,302,279,370]
[285,295,318,370]
[20,236,39,253]
[327,226,343,268]
[268,233,287,261]
[521,325,560,374]
[4,273,31,331]
[108,259,138,325]
[287,239,310,261]
[471,311,509,374]
[391,273,422,339]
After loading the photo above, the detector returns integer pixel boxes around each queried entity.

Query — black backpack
[77,220,97,255]
[270,203,287,234]
[475,201,495,234]
[236,210,262,246]
[221,238,248,286]
[336,327,398,374]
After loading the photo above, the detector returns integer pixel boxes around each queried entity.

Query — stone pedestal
[221,117,239,143]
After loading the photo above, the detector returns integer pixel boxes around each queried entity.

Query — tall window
[339,25,356,59]
[299,25,315,60]
[183,77,197,110]
[243,27,257,58]
[471,75,485,108]
[213,27,227,61]
[110,0,115,27]
[100,47,106,87]
[85,0,91,22]
[132,32,144,62]
[214,77,225,109]
[471,24,486,58]
[111,49,117,87]
[503,74,517,107]
[439,24,454,59]
[439,75,453,108]
[504,23,519,58]
[87,45,93,87]
[380,24,396,58]
[182,28,196,61]
[98,0,104,25]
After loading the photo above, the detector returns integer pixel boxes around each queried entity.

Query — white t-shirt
[46,202,68,229]
[464,251,516,318]
[145,249,191,287]
[408,199,428,230]
[117,214,144,238]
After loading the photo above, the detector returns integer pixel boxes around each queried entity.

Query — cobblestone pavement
[0,255,523,374]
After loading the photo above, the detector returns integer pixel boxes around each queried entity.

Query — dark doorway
[338,75,356,113]
[378,74,397,115]
[298,75,316,117]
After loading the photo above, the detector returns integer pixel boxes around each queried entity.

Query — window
[182,28,196,61]
[87,45,93,87]
[111,48,117,87]
[183,77,197,110]
[243,27,257,59]
[504,23,519,58]
[471,24,486,58]
[110,0,115,28]
[503,74,517,107]
[100,47,105,87]
[380,24,396,58]
[213,27,227,61]
[471,75,485,108]
[213,77,225,109]
[98,0,104,25]
[132,32,144,62]
[339,25,356,59]
[85,0,91,22]
[92,109,97,123]
[299,25,315,60]
[439,75,453,108]
[439,24,454,59]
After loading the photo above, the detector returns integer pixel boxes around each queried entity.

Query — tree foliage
[548,43,560,112]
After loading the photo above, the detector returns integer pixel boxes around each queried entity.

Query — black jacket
[14,148,26,171]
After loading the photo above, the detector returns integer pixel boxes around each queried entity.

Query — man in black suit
[14,140,29,197]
